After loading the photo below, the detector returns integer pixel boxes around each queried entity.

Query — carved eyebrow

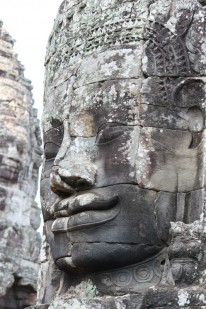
[97,122,133,133]
[44,123,64,134]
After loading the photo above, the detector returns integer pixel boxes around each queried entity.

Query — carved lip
[52,193,119,233]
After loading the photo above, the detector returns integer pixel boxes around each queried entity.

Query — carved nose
[58,164,96,190]
[50,163,96,195]
[50,166,75,196]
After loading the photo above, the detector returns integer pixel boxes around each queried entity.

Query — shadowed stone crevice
[0,278,37,309]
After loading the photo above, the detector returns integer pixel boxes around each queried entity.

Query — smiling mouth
[51,193,119,233]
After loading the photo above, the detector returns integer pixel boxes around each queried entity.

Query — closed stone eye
[43,125,65,178]
[44,124,64,161]
[96,124,129,145]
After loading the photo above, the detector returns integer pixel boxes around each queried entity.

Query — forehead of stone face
[69,80,141,137]
[44,0,151,134]
[45,0,149,91]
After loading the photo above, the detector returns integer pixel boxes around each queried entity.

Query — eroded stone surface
[0,22,42,308]
[37,0,206,307]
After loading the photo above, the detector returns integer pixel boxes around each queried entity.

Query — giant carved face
[41,0,205,274]
[0,74,40,223]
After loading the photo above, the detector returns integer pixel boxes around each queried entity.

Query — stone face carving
[0,22,42,308]
[38,0,206,307]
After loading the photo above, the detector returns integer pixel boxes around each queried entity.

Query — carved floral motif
[167,221,204,285]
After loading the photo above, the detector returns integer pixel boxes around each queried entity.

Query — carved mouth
[52,193,119,233]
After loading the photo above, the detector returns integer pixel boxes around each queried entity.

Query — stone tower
[0,22,42,308]
[37,0,206,308]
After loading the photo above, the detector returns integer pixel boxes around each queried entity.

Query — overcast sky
[0,0,62,118]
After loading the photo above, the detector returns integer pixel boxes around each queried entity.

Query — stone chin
[55,242,164,274]
[46,226,164,273]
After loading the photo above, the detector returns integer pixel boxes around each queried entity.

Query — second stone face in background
[0,21,42,309]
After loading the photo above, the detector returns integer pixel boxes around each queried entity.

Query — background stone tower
[0,21,42,308]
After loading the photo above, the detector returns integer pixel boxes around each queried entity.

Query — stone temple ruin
[0,22,42,308]
[32,0,206,308]
[1,0,206,308]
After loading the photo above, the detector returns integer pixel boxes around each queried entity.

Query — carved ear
[173,79,205,108]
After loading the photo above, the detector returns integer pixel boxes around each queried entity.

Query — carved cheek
[136,127,204,192]
[96,127,140,187]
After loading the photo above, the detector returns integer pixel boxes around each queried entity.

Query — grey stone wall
[0,21,42,308]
